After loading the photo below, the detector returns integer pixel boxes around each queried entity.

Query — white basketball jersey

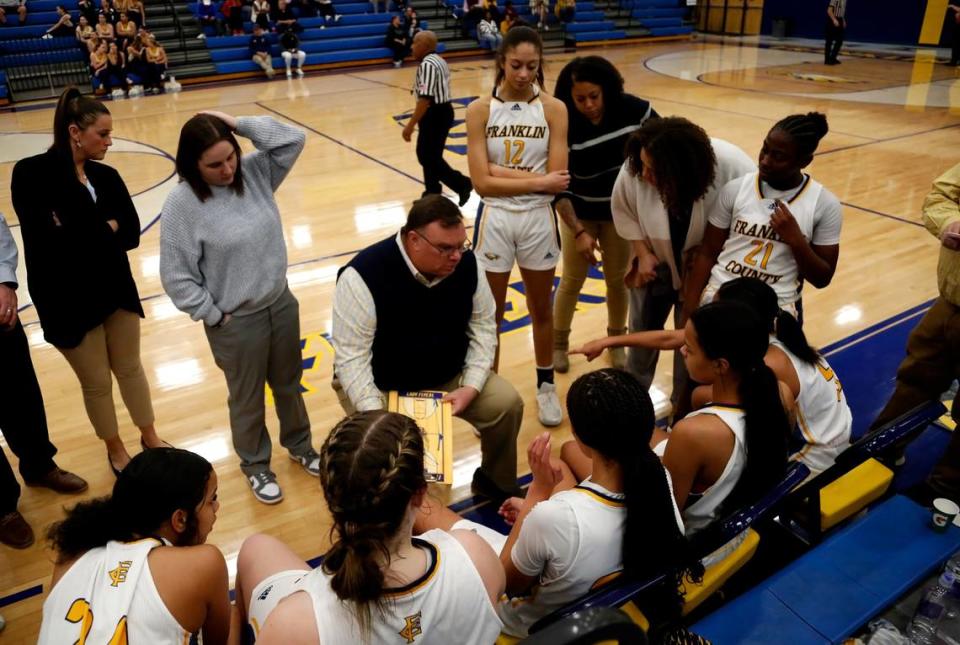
[483,87,552,211]
[681,405,748,534]
[771,338,852,473]
[39,538,190,645]
[295,529,502,644]
[497,480,627,636]
[708,172,824,307]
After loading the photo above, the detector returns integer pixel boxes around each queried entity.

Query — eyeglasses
[414,230,472,258]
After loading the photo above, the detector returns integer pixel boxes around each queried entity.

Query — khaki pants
[872,296,960,498]
[553,218,630,345]
[334,372,523,492]
[59,309,155,440]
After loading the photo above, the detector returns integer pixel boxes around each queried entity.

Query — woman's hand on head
[197,110,238,131]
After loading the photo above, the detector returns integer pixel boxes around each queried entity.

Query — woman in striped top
[551,56,658,372]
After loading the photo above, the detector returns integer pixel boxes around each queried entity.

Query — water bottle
[945,553,960,580]
[937,555,960,644]
[907,572,956,644]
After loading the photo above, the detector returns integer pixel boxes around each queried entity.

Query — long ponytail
[691,302,790,516]
[567,369,703,615]
[319,411,427,638]
[716,277,819,365]
[51,86,109,161]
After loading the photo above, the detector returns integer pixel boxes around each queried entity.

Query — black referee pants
[0,320,57,514]
[417,102,472,197]
[824,17,845,63]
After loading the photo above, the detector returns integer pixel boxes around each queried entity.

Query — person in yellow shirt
[871,162,960,503]
[556,0,574,23]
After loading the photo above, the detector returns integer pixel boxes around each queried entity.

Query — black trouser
[416,102,471,196]
[0,320,57,515]
[824,17,845,63]
[952,23,960,65]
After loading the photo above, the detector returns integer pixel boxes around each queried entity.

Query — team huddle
[26,23,859,645]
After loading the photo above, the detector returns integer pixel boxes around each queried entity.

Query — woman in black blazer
[10,87,167,475]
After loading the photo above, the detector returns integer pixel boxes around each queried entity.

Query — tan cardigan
[611,137,756,291]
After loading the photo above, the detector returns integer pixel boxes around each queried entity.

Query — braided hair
[566,369,703,616]
[716,277,819,365]
[319,411,426,637]
[770,112,829,159]
[624,117,716,220]
[690,302,790,516]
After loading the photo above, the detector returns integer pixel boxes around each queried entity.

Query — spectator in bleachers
[476,10,501,48]
[98,0,117,24]
[116,10,136,46]
[0,0,27,27]
[279,28,304,77]
[104,41,126,96]
[403,6,420,38]
[89,40,109,93]
[555,0,573,23]
[251,0,270,30]
[85,33,100,53]
[530,0,547,30]
[128,0,144,27]
[76,15,96,46]
[500,0,518,32]
[273,0,301,33]
[125,34,145,92]
[144,34,167,92]
[95,12,115,41]
[385,14,408,67]
[481,0,499,22]
[221,0,244,35]
[461,0,481,36]
[249,23,275,77]
[370,0,387,13]
[113,0,129,19]
[77,0,97,25]
[311,0,341,27]
[41,5,75,39]
[197,0,224,37]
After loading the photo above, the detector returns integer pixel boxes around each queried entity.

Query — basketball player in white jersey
[414,369,703,638]
[572,277,850,473]
[39,448,229,644]
[234,411,504,644]
[465,25,570,427]
[685,112,842,321]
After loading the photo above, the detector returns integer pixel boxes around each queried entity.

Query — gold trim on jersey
[754,173,812,205]
[382,539,440,598]
[475,203,489,253]
[573,484,625,507]
[795,407,817,445]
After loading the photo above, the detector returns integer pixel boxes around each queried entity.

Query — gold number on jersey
[744,240,774,269]
[503,139,525,166]
[64,598,128,645]
[816,360,844,402]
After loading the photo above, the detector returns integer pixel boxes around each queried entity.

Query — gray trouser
[626,268,688,409]
[205,287,313,476]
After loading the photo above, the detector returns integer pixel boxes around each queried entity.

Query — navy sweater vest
[339,236,477,392]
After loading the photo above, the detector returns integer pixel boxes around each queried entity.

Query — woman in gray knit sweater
[159,111,318,505]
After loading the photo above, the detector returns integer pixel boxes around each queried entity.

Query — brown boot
[25,467,88,494]
[0,511,35,549]
[608,327,628,370]
[554,328,571,373]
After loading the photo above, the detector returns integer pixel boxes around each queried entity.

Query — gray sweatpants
[204,286,313,476]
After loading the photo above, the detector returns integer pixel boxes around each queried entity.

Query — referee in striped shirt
[824,0,846,65]
[402,31,473,206]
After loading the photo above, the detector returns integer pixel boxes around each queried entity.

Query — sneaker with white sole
[290,450,320,477]
[248,471,283,504]
[296,67,304,77]
[536,382,562,427]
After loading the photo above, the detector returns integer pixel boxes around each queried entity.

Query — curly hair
[624,117,716,219]
[553,56,625,122]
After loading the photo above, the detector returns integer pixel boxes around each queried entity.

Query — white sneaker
[286,69,292,78]
[536,382,562,427]
[248,471,283,504]
[296,67,303,77]
[196,32,206,39]
[289,450,320,476]
[393,60,402,68]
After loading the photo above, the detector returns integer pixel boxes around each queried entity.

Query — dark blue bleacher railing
[528,461,811,634]
[0,36,90,99]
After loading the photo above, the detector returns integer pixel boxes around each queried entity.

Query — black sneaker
[471,469,522,505]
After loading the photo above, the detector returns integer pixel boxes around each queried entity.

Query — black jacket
[11,149,144,348]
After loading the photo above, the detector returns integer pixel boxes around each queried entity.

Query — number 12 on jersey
[503,139,525,166]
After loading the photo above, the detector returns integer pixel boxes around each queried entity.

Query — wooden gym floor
[0,35,958,641]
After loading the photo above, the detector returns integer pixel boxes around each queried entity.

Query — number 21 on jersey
[65,598,128,645]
